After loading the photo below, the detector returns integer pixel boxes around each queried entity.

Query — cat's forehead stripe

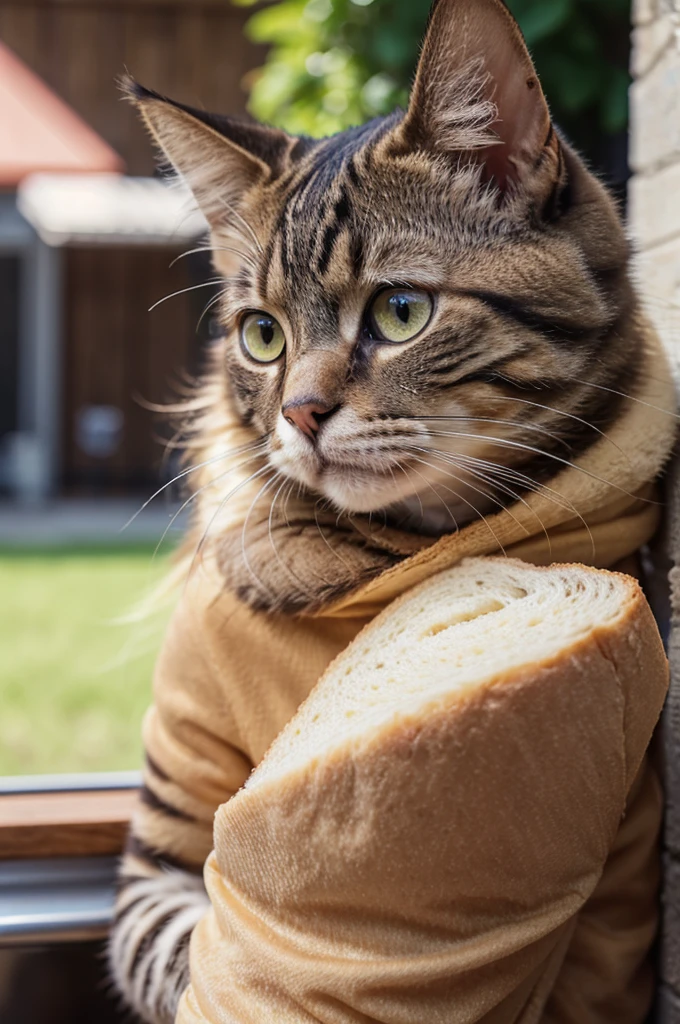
[260,114,396,299]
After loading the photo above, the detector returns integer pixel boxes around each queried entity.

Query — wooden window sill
[0,787,138,860]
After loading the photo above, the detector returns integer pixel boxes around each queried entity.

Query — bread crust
[250,562,667,795]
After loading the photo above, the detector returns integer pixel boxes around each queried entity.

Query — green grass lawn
[0,547,173,775]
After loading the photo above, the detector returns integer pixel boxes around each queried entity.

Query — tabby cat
[110,0,647,1020]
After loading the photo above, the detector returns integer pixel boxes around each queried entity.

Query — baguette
[181,559,668,1024]
[251,558,664,792]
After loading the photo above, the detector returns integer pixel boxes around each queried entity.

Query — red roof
[0,42,123,187]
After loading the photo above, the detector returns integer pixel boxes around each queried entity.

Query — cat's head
[127,0,637,531]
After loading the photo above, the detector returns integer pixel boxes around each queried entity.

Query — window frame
[0,773,139,946]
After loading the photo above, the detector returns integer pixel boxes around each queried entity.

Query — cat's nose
[283,400,337,440]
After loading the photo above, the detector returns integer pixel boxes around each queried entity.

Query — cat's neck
[387,484,498,538]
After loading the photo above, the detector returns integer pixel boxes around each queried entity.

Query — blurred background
[0,0,634,778]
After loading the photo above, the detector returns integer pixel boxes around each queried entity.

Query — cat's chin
[316,466,411,515]
[271,447,412,514]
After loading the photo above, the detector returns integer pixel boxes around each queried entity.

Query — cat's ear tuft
[401,0,559,194]
[121,75,295,229]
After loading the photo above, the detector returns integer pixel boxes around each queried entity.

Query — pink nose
[283,401,334,440]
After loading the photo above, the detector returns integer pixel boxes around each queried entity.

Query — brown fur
[126,0,641,615]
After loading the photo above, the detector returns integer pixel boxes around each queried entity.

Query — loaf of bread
[179,558,668,1024]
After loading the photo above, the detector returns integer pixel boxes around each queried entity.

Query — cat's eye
[241,313,286,363]
[368,288,433,343]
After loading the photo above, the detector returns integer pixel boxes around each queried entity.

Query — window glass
[0,546,170,775]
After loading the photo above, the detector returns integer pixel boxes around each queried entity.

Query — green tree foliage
[233,0,631,162]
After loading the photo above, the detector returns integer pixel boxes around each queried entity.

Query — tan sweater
[129,328,676,1022]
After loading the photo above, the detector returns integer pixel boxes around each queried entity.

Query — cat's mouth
[273,450,413,513]
[270,408,503,518]
[269,429,409,513]
[270,412,435,513]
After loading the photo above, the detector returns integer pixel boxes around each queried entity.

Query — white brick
[629,163,680,248]
[630,46,680,173]
[631,15,675,77]
[628,238,680,357]
[633,0,658,26]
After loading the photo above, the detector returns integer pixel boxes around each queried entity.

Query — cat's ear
[401,0,559,193]
[122,76,295,228]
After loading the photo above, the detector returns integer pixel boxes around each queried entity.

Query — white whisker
[196,290,228,334]
[313,500,356,574]
[185,464,272,587]
[405,451,507,554]
[397,461,456,532]
[471,395,631,464]
[421,429,657,504]
[216,196,265,256]
[416,415,572,451]
[571,377,680,421]
[169,247,215,268]
[424,447,595,556]
[240,472,281,598]
[122,440,268,532]
[148,279,223,313]
[408,448,529,539]
[266,477,309,597]
[424,448,553,553]
[154,449,267,559]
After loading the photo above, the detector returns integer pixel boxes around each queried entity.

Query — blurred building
[0,0,261,501]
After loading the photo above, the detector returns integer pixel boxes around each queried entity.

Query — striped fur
[112,0,656,1019]
[110,751,217,1023]
[110,866,208,1024]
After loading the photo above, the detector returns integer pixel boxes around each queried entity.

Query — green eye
[369,288,433,343]
[241,313,286,363]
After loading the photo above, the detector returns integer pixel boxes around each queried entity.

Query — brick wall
[630,4,680,1020]
[630,1,680,345]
